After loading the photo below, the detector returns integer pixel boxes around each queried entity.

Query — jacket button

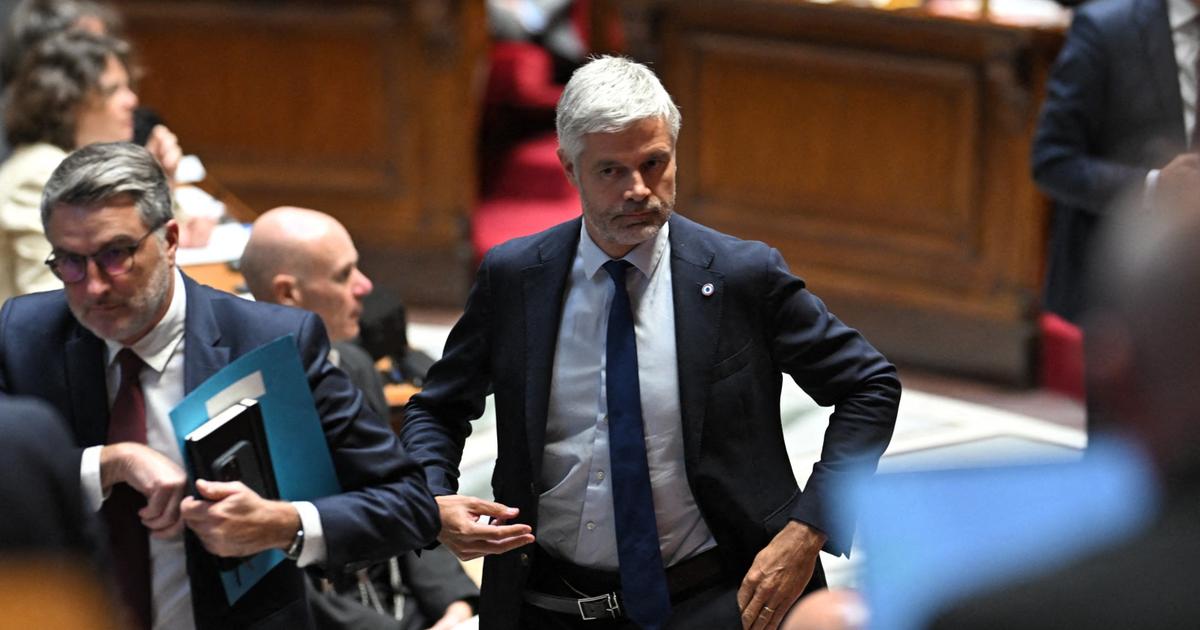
[520,552,530,566]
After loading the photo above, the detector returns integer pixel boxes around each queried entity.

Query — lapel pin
[700,283,715,297]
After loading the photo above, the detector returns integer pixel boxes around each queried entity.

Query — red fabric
[1039,313,1085,401]
[485,42,563,110]
[488,133,574,200]
[472,197,580,259]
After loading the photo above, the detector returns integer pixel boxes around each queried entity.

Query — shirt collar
[1168,0,1198,32]
[105,268,187,375]
[579,219,671,280]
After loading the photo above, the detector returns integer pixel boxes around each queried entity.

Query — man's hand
[435,494,535,561]
[180,479,299,558]
[428,600,474,630]
[1155,153,1200,213]
[144,124,183,182]
[738,521,827,630]
[99,442,187,539]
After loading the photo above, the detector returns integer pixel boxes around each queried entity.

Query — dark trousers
[519,546,744,629]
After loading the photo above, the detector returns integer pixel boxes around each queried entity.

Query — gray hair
[555,55,681,165]
[41,141,172,230]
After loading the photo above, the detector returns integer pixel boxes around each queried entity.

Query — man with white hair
[402,56,900,629]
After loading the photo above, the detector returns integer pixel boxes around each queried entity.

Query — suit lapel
[522,222,580,482]
[1137,0,1186,142]
[668,217,723,468]
[181,276,230,394]
[64,326,110,445]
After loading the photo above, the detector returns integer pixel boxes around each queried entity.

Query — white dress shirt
[537,221,716,570]
[1169,0,1200,143]
[80,268,324,629]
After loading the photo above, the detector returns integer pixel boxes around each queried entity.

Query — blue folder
[170,335,342,604]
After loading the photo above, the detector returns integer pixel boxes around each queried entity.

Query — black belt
[523,547,726,621]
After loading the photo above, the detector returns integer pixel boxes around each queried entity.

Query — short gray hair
[555,55,681,165]
[41,141,172,230]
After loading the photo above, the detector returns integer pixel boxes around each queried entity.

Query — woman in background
[0,29,179,305]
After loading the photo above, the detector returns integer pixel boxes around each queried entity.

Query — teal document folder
[170,335,342,604]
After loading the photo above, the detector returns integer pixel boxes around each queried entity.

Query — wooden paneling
[113,0,488,305]
[624,0,1062,383]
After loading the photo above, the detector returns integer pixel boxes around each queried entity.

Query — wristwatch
[284,524,305,561]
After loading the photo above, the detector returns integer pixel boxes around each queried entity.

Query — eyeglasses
[44,222,164,284]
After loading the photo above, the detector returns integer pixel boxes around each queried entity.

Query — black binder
[185,398,279,498]
[184,398,280,569]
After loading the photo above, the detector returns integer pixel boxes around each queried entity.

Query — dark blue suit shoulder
[0,290,77,340]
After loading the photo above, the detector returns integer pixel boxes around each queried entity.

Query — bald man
[241,207,479,630]
[241,207,372,343]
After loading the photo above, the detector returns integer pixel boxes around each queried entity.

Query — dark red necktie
[102,349,152,630]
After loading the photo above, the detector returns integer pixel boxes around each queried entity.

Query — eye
[599,166,620,178]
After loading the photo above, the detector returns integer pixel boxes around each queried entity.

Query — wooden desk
[618,0,1064,383]
[113,0,489,307]
[181,260,243,295]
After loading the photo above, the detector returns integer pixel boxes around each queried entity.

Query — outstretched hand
[435,494,535,561]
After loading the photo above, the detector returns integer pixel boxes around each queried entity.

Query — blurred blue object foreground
[847,438,1157,630]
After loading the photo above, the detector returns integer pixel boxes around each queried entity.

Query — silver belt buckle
[577,592,622,620]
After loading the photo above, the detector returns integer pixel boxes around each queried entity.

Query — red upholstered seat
[473,197,580,258]
[474,1,602,264]
[484,41,564,111]
[1039,312,1085,402]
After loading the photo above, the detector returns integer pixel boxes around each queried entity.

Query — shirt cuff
[292,501,325,567]
[1144,169,1161,209]
[80,445,106,512]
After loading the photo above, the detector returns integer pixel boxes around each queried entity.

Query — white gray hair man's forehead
[555,55,681,164]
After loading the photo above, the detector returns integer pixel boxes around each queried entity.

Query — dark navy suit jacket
[401,214,900,629]
[1033,0,1187,321]
[0,274,439,629]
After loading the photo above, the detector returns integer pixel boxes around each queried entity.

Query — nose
[625,171,650,201]
[352,269,373,298]
[125,86,139,110]
[84,258,110,297]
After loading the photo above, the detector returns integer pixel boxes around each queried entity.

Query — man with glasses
[0,141,440,630]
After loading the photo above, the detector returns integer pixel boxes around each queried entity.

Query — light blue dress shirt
[536,221,716,570]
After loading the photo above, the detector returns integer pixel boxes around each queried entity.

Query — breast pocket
[710,341,752,382]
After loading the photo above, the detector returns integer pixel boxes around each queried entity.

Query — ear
[557,147,579,188]
[271,274,302,307]
[162,219,180,265]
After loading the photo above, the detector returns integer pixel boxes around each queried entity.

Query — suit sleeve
[295,312,441,570]
[1031,11,1149,213]
[764,248,900,556]
[399,258,496,496]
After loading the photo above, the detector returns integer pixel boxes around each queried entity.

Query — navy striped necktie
[602,259,671,629]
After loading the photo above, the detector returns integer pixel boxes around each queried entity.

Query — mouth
[87,303,122,314]
[618,209,656,222]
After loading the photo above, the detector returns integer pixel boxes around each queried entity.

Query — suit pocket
[710,341,751,382]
